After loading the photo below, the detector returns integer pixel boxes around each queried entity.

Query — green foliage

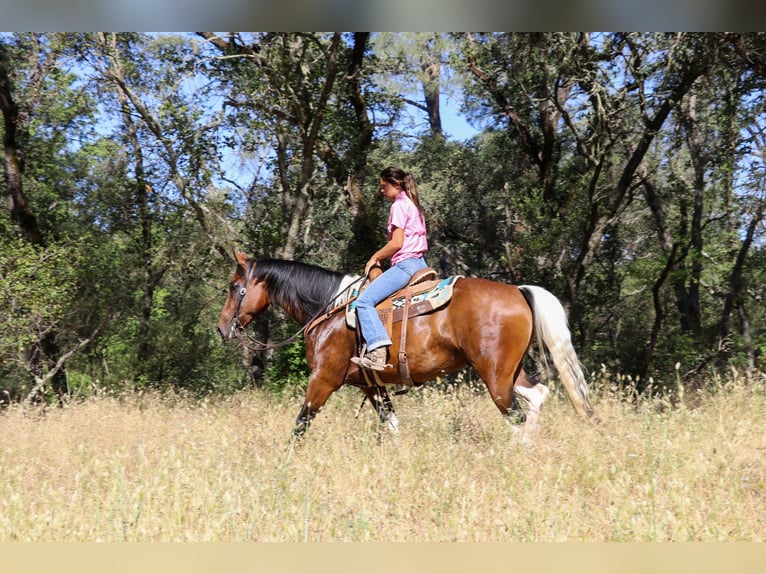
[264,339,310,395]
[0,238,78,397]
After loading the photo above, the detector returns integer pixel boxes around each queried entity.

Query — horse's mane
[253,258,348,322]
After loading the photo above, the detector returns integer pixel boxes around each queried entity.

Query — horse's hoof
[505,410,527,426]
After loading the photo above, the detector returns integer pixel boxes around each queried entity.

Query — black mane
[253,258,347,323]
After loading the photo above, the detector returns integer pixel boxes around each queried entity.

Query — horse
[216,252,596,439]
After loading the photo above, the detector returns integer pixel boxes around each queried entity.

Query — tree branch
[23,319,108,407]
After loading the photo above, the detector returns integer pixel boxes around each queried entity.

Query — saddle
[346,268,463,386]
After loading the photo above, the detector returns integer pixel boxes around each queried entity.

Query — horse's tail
[518,285,596,421]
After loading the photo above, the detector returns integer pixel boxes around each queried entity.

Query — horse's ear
[234,250,249,268]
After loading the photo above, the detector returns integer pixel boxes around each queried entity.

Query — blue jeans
[356,256,428,351]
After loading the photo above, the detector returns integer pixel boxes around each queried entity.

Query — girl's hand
[365,259,380,275]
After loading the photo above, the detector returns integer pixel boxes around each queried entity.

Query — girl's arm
[365,226,404,274]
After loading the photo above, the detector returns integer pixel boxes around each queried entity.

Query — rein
[233,271,368,353]
[235,319,308,353]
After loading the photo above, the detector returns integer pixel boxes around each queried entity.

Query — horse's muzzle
[216,320,242,341]
[216,321,238,341]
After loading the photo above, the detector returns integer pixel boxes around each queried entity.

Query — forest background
[1,32,765,405]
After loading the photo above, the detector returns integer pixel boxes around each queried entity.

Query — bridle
[231,257,254,333]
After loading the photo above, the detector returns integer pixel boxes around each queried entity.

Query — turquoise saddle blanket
[345,275,462,329]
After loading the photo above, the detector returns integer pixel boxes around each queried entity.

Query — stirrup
[351,348,392,372]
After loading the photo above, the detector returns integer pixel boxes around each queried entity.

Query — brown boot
[350,347,392,371]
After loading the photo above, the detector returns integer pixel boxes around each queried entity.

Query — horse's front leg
[360,386,399,434]
[293,404,317,438]
[292,369,344,438]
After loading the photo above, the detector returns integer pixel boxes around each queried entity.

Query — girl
[351,166,429,371]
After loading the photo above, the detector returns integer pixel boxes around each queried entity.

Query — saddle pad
[346,275,462,329]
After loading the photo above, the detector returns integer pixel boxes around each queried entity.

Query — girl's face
[379,178,401,201]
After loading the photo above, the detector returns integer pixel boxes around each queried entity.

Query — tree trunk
[720,200,764,344]
[116,85,162,376]
[0,42,67,403]
[421,36,442,135]
[1,48,43,246]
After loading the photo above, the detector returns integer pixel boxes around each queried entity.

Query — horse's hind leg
[513,369,550,442]
[473,353,542,440]
[472,359,527,426]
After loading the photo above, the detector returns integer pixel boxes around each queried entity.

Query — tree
[372,32,459,137]
[0,33,96,402]
[199,32,344,261]
[75,32,240,390]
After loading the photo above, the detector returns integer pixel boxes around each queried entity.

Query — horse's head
[216,252,270,341]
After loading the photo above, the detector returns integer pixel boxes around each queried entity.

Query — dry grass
[1,370,764,541]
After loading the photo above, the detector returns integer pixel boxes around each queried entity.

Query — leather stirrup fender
[398,289,414,385]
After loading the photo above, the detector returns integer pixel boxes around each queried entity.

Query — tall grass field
[1,369,764,541]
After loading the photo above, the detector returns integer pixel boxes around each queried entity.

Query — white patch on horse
[386,412,400,434]
[513,383,550,445]
[331,274,361,308]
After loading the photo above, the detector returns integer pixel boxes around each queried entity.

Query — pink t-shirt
[388,192,428,265]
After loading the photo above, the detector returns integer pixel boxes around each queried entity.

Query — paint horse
[217,253,596,438]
